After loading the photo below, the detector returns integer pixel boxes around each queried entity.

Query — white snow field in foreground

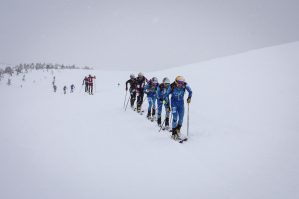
[0,42,298,199]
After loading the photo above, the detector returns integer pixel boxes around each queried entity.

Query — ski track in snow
[0,42,299,199]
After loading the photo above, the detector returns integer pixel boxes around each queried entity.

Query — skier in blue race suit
[156,77,171,128]
[144,77,159,119]
[164,76,192,139]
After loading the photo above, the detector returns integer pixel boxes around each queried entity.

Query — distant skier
[70,84,75,93]
[144,77,159,120]
[52,76,56,85]
[82,76,88,92]
[164,76,192,140]
[118,83,120,87]
[53,85,57,92]
[63,86,67,94]
[136,72,148,112]
[87,75,96,95]
[157,77,171,128]
[126,74,138,109]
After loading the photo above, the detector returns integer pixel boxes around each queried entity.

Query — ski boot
[171,128,177,140]
[164,117,170,130]
[176,124,182,139]
[147,110,151,119]
[171,124,181,140]
[137,105,141,113]
[157,117,161,126]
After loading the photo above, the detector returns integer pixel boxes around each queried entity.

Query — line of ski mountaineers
[52,76,75,94]
[126,72,192,140]
[51,75,96,94]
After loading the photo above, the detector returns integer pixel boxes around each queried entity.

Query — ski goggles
[176,80,184,85]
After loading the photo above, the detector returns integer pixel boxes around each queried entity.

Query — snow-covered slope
[0,42,298,199]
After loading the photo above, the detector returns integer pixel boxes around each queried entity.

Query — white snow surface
[0,42,299,199]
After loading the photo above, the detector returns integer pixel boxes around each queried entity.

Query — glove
[187,97,191,103]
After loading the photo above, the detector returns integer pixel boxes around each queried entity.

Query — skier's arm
[186,84,192,98]
[143,83,149,94]
[164,86,171,99]
[186,84,192,103]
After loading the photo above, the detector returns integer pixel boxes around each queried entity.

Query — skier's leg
[171,105,179,139]
[132,92,136,106]
[164,104,170,127]
[137,93,144,112]
[174,103,184,138]
[152,97,156,117]
[147,97,152,118]
[171,106,178,129]
[177,103,185,127]
[157,101,163,125]
[136,93,141,111]
[130,91,136,107]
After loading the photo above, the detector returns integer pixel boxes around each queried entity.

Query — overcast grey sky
[0,0,298,71]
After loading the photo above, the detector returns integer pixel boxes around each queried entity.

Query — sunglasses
[176,80,184,85]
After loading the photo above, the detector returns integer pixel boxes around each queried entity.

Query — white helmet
[130,74,135,79]
[138,72,144,78]
[151,77,158,84]
[162,77,170,84]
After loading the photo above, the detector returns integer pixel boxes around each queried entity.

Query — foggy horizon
[1,0,299,71]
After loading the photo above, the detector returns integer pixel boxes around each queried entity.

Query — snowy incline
[0,42,299,199]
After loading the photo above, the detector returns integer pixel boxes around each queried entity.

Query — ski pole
[187,103,190,138]
[159,118,166,132]
[125,96,131,111]
[123,91,128,109]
